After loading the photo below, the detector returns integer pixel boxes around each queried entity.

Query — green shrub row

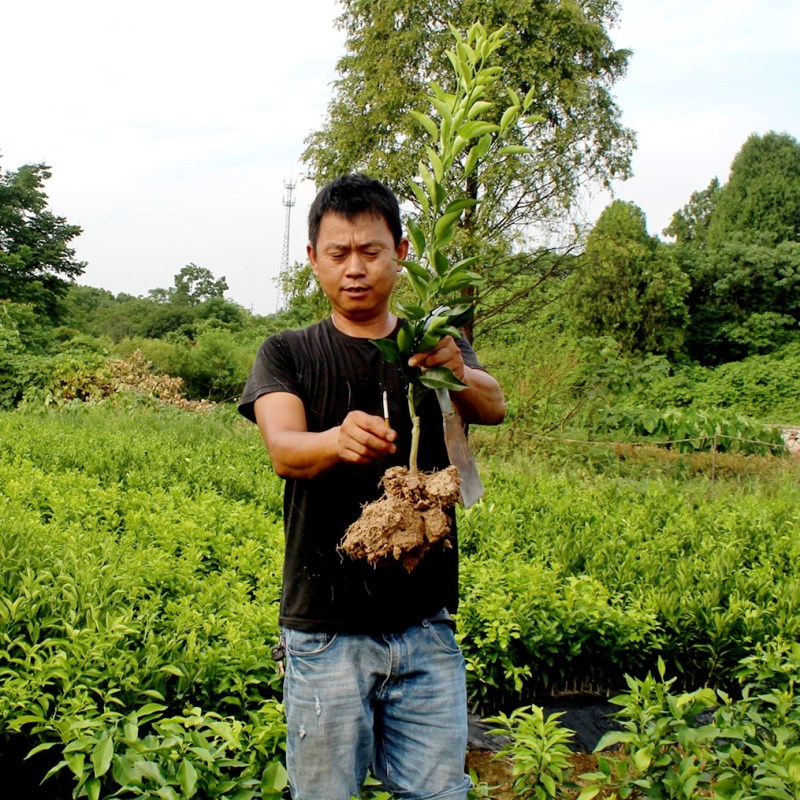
[2,405,799,795]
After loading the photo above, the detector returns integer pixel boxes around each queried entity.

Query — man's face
[308,211,408,325]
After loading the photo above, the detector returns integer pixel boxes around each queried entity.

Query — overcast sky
[3,0,799,314]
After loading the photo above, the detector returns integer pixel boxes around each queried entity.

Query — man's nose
[344,253,367,276]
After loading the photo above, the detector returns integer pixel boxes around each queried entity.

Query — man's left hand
[407,335,465,382]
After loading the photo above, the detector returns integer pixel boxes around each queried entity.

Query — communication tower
[279,179,296,309]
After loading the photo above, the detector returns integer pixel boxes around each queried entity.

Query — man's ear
[395,237,409,267]
[307,243,319,276]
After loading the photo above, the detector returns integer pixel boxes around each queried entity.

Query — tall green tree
[707,131,800,246]
[149,263,229,306]
[303,0,634,338]
[664,177,721,246]
[568,200,689,358]
[0,160,85,317]
[672,133,800,364]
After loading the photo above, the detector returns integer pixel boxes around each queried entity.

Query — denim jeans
[282,616,471,800]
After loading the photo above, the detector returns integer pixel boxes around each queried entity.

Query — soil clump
[340,465,461,572]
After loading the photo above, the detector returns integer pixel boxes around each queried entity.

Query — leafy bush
[594,405,786,455]
[690,342,800,422]
[582,642,800,799]
[0,406,286,796]
[2,404,799,795]
[485,705,576,799]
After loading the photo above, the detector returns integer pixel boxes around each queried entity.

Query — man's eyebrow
[323,239,389,250]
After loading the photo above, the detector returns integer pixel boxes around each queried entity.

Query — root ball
[340,466,462,572]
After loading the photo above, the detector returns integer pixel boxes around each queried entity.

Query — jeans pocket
[426,620,461,655]
[283,628,338,657]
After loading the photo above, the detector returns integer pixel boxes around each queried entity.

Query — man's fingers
[408,336,464,379]
[338,411,396,462]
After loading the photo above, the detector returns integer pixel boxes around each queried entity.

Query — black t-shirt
[238,316,483,633]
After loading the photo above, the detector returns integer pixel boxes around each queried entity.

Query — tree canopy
[568,200,689,358]
[0,160,85,317]
[664,178,721,246]
[305,0,633,208]
[303,1,634,339]
[708,131,800,246]
[148,264,229,306]
[665,132,800,364]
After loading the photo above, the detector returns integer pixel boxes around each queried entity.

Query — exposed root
[340,466,461,572]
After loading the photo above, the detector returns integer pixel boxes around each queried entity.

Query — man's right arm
[254,392,398,480]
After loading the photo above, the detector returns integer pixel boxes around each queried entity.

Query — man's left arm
[407,335,505,425]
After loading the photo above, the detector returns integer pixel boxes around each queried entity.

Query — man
[239,173,504,799]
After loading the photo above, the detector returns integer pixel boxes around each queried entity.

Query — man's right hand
[255,392,397,480]
[337,410,397,465]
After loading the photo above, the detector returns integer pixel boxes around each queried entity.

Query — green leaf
[467,100,494,120]
[499,105,519,132]
[505,86,522,109]
[463,145,480,177]
[430,94,453,127]
[460,120,499,140]
[419,366,467,391]
[395,301,425,320]
[633,747,652,772]
[523,85,537,110]
[397,321,414,355]
[407,181,429,215]
[450,255,481,271]
[404,268,429,304]
[67,753,86,778]
[370,338,401,364]
[261,761,289,795]
[138,702,169,716]
[92,733,114,778]
[416,330,443,353]
[594,730,636,751]
[408,109,438,140]
[441,271,482,294]
[412,381,430,409]
[418,162,437,203]
[177,758,198,798]
[497,144,533,156]
[404,217,427,260]
[443,198,480,215]
[432,248,450,277]
[135,761,166,785]
[442,303,474,328]
[397,258,431,285]
[426,147,444,183]
[433,180,446,208]
[85,777,101,800]
[475,133,493,159]
[26,741,58,758]
[434,210,464,243]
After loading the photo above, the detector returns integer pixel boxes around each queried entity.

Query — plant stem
[407,384,420,475]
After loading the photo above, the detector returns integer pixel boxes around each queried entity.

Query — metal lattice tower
[279,180,296,309]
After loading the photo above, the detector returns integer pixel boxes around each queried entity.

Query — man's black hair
[308,173,403,249]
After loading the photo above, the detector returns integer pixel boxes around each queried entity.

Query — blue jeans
[282,616,471,800]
